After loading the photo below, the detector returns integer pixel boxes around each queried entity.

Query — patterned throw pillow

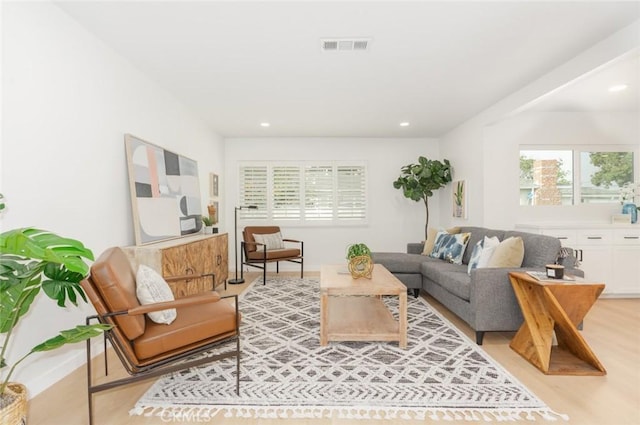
[136,265,177,325]
[429,231,471,265]
[467,239,484,274]
[421,227,461,255]
[254,232,285,250]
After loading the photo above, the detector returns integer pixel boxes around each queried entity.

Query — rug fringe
[131,404,569,422]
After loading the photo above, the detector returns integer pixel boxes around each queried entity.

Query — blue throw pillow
[429,231,471,265]
[467,239,484,274]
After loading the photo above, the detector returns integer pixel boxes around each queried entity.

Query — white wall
[439,21,640,229]
[1,2,224,396]
[484,112,639,229]
[225,138,440,270]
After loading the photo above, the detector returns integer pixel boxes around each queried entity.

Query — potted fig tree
[0,226,110,424]
[393,156,452,239]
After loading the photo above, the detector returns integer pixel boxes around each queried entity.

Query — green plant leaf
[30,324,112,353]
[0,228,94,275]
[41,263,87,307]
[0,275,41,333]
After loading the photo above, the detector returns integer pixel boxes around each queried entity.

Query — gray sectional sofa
[372,226,583,344]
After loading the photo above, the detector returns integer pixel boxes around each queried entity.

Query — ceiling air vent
[321,38,371,52]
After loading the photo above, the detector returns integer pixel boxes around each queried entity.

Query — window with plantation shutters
[337,165,366,220]
[304,165,333,220]
[273,166,301,220]
[238,161,367,224]
[238,165,268,219]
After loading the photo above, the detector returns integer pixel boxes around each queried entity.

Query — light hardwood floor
[28,271,640,425]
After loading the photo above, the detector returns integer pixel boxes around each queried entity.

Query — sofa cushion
[487,236,524,268]
[503,231,561,268]
[90,247,146,340]
[421,262,471,301]
[429,232,471,264]
[458,227,505,265]
[133,298,237,360]
[371,252,433,274]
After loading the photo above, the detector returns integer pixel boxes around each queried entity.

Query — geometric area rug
[132,276,568,422]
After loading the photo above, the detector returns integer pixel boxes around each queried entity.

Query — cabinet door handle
[587,236,602,240]
[623,236,640,240]
[216,255,222,265]
[557,237,568,240]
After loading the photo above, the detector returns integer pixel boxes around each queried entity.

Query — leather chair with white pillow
[241,226,303,284]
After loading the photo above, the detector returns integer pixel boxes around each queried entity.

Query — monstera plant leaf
[0,227,109,396]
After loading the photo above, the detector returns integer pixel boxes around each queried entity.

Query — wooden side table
[508,272,606,376]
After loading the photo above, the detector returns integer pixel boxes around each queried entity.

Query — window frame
[519,144,638,206]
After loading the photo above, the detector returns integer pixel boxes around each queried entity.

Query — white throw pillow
[136,265,177,325]
[476,236,501,268]
[254,232,285,250]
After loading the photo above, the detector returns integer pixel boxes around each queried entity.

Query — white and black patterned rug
[132,276,567,421]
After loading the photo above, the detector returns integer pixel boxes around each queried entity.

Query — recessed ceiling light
[399,122,410,127]
[608,84,628,93]
[260,122,270,127]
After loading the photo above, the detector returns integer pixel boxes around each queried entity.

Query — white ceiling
[54,1,640,138]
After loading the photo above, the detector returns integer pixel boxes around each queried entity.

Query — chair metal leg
[86,325,95,425]
[103,332,108,376]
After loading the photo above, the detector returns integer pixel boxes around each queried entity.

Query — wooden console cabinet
[122,233,228,298]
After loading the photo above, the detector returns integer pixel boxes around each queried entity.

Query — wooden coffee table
[320,264,407,349]
[508,272,606,375]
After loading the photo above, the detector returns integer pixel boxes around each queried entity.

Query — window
[238,162,367,224]
[580,151,634,204]
[520,150,573,206]
[519,147,636,206]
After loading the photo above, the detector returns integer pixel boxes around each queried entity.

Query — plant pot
[348,255,373,279]
[0,382,27,425]
[204,226,214,234]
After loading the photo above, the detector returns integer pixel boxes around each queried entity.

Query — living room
[1,1,639,424]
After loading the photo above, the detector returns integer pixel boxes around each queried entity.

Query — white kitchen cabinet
[516,223,640,297]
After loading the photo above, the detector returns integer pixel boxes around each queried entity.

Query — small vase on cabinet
[622,202,638,224]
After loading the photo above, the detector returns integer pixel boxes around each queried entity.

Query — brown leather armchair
[81,247,240,425]
[241,226,303,284]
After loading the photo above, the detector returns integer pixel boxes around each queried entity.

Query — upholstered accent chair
[241,226,303,284]
[81,247,240,425]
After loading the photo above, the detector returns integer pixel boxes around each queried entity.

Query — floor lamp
[228,205,257,284]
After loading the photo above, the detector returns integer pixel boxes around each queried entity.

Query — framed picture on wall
[125,134,203,245]
[210,173,219,198]
[452,180,467,219]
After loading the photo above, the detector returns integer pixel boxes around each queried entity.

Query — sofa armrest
[407,242,424,255]
[469,267,540,330]
[564,267,584,278]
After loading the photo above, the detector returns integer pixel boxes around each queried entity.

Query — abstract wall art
[125,134,203,245]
